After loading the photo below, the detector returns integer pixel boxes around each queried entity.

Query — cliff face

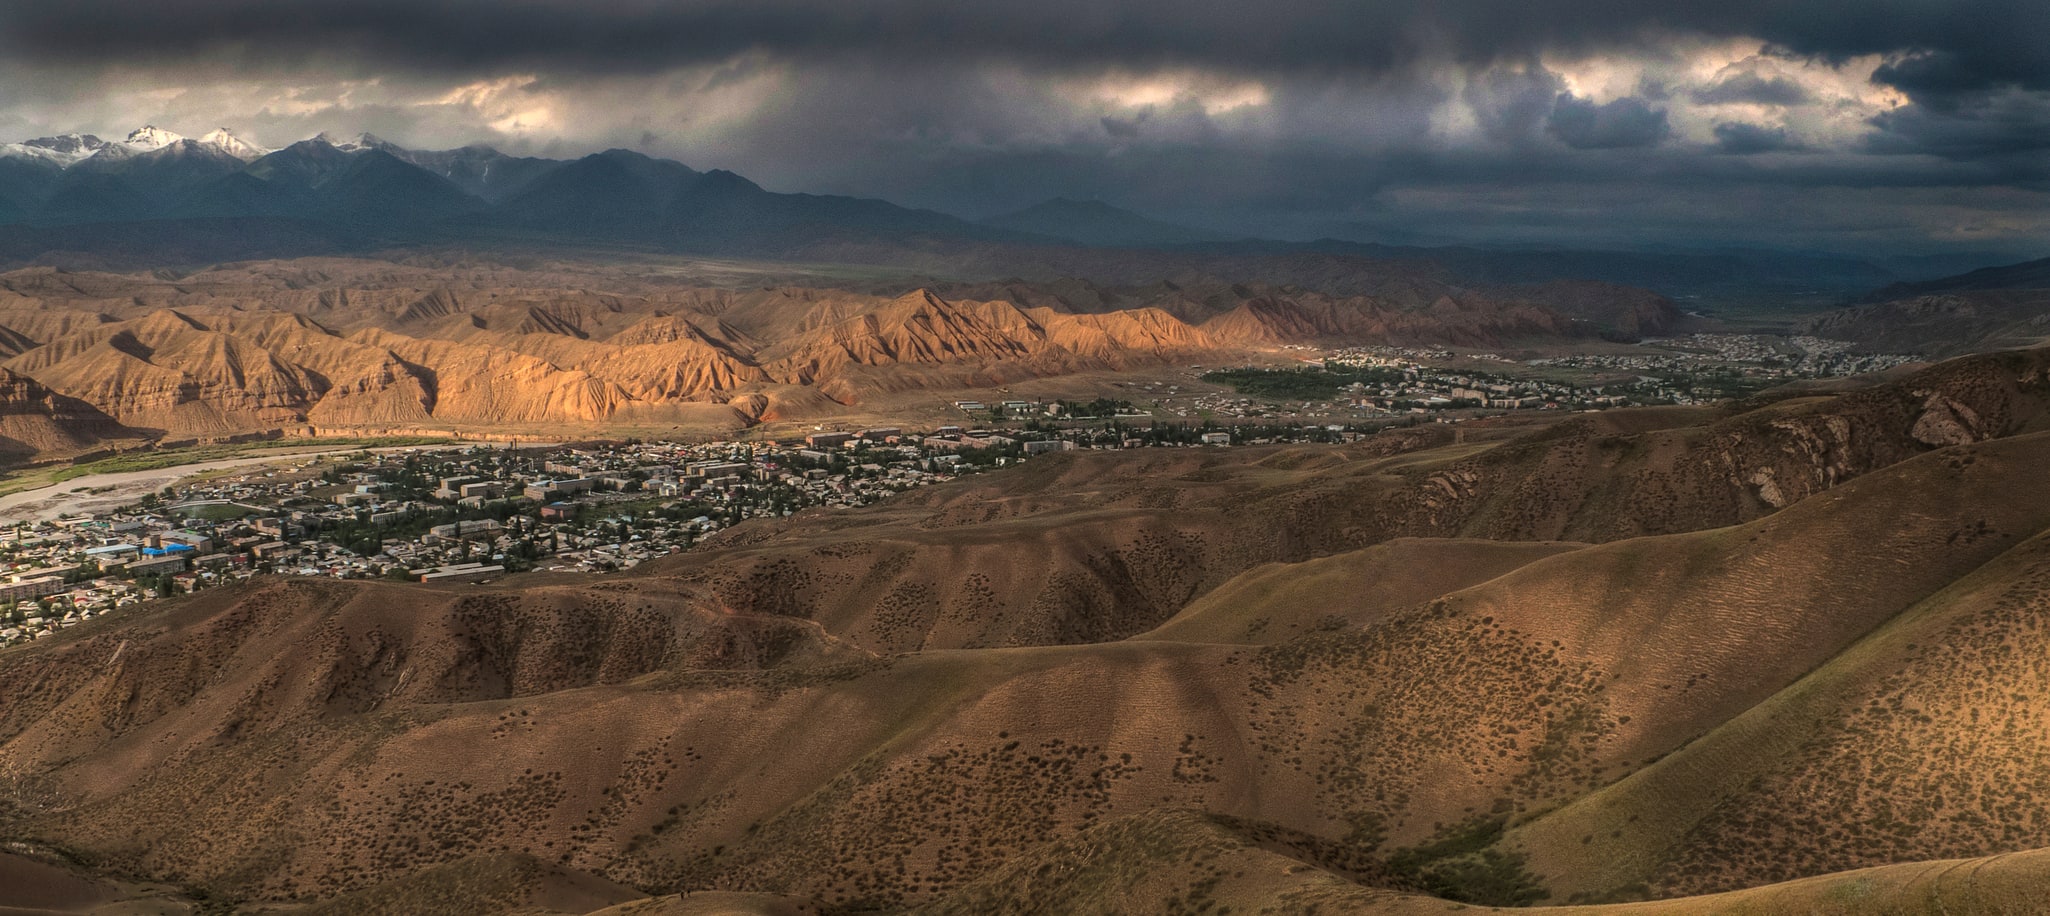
[0,366,143,459]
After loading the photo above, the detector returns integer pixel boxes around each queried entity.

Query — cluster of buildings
[1526,334,1920,384]
[1150,332,1918,426]
[1300,335,1918,413]
[33,339,1889,649]
[1178,355,1611,419]
[4,419,1382,645]
[0,521,226,644]
[1324,362,1623,412]
[3,331,1924,646]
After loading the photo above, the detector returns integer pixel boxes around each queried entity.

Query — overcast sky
[0,1,2045,256]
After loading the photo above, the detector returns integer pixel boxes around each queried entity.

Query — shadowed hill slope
[0,366,147,460]
[1806,290,2050,356]
[286,853,645,916]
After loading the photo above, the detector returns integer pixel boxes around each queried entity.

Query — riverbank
[0,440,467,522]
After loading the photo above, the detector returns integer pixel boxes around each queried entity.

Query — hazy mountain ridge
[0,128,2014,306]
[1859,254,2050,302]
[1802,254,2050,355]
[0,131,1021,254]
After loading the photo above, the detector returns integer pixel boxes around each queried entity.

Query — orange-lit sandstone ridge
[0,257,1680,459]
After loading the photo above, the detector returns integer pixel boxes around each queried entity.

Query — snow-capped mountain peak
[198,127,270,161]
[25,134,107,156]
[124,125,184,151]
[324,132,398,154]
[0,133,110,166]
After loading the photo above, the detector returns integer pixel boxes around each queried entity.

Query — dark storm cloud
[2,0,2047,86]
[1866,90,2050,160]
[1712,121,1798,154]
[1872,52,1989,104]
[1547,95,1670,149]
[0,0,2044,256]
[5,1,2046,168]
[1464,66,1567,145]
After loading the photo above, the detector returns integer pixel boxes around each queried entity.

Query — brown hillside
[633,347,2050,660]
[6,460,2045,911]
[1510,503,2050,901]
[1136,537,1585,645]
[10,347,2050,911]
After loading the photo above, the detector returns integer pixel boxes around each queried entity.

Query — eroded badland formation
[0,256,1691,466]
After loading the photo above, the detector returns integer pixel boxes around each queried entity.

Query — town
[0,415,1380,646]
[0,333,1926,647]
[1522,333,1921,384]
[1174,334,1922,420]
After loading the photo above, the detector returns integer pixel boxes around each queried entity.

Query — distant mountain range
[0,126,2036,307]
[0,126,1019,254]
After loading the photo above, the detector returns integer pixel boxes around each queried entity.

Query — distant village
[1523,334,1920,385]
[1167,334,1921,420]
[0,411,1375,646]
